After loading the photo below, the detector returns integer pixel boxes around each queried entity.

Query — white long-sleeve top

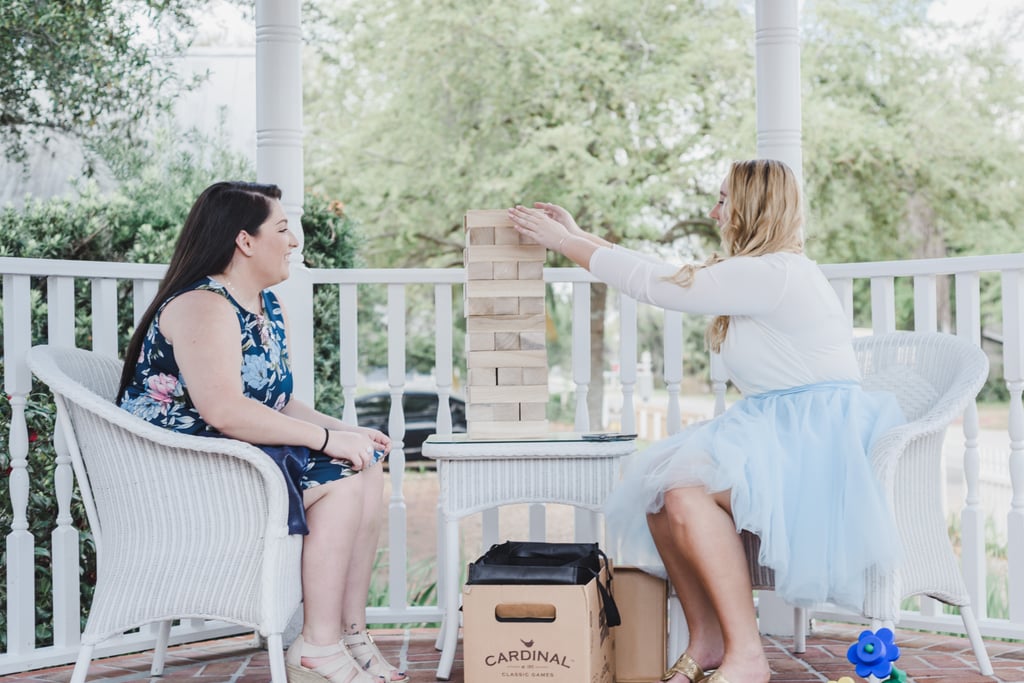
[589,246,860,396]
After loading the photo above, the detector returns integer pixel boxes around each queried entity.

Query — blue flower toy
[846,627,901,679]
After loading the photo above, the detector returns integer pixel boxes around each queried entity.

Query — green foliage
[801,1,1024,314]
[306,0,755,269]
[0,0,204,165]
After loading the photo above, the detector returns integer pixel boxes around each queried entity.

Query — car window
[356,395,390,414]
[403,394,439,415]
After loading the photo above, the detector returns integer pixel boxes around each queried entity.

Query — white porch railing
[2,252,1024,673]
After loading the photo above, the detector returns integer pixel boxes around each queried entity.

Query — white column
[754,0,802,636]
[256,0,314,402]
[755,0,802,184]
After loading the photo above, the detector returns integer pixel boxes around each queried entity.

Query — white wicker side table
[422,433,636,680]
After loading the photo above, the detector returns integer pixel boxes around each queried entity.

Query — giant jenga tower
[464,210,549,438]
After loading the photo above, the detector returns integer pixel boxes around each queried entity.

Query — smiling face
[241,199,297,287]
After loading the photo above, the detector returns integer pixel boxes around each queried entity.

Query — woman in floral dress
[119,182,406,683]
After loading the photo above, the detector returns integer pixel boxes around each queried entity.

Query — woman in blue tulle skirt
[509,159,905,683]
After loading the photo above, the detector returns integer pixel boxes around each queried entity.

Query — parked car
[354,391,467,461]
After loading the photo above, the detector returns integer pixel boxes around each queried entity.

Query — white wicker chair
[737,331,993,674]
[27,345,302,683]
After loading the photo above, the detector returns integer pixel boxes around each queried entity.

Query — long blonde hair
[668,159,804,352]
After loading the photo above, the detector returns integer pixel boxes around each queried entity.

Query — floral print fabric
[120,277,292,433]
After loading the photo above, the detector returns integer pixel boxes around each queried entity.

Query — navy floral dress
[120,277,349,534]
[120,278,292,432]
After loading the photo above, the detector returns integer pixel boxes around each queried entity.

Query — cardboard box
[462,566,615,683]
[613,567,668,683]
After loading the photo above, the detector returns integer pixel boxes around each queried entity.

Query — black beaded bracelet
[319,426,330,452]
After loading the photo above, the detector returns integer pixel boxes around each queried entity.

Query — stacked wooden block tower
[464,210,549,438]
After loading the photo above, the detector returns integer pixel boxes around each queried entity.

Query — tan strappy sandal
[342,631,409,682]
[285,634,379,683]
[662,651,706,682]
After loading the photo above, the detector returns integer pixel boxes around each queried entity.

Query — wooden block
[497,367,523,385]
[467,368,497,386]
[466,333,495,352]
[468,385,548,404]
[494,226,521,246]
[494,332,520,351]
[517,261,544,279]
[493,262,519,280]
[467,226,495,245]
[467,350,547,368]
[468,420,549,439]
[465,280,546,299]
[466,209,513,228]
[466,261,494,280]
[519,331,545,350]
[518,297,545,315]
[465,297,519,316]
[466,314,546,333]
[520,402,547,421]
[522,367,548,385]
[465,245,546,263]
[467,402,520,421]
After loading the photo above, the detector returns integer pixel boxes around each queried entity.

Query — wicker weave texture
[27,346,302,649]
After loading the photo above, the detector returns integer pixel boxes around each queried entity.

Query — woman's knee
[662,486,713,525]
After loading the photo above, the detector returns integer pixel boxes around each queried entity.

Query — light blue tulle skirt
[605,381,906,612]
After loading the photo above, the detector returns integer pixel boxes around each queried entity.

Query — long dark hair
[117,181,283,401]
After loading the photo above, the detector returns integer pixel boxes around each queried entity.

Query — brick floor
[5,622,1023,683]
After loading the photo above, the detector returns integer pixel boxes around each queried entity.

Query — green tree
[305,0,758,425]
[801,0,1024,330]
[0,0,202,165]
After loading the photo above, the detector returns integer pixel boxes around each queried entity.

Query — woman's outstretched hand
[532,202,582,236]
[508,205,572,252]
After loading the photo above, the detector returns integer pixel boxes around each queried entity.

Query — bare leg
[341,464,385,631]
[647,508,724,679]
[301,475,369,646]
[658,486,769,683]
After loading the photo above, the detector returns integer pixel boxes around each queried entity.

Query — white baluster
[619,296,638,435]
[1003,269,1024,621]
[339,284,359,425]
[957,273,986,619]
[913,274,938,333]
[90,278,119,358]
[663,311,682,435]
[571,282,591,538]
[132,278,159,328]
[572,282,591,432]
[386,283,408,609]
[47,276,76,347]
[434,284,453,435]
[4,274,35,655]
[870,276,897,334]
[46,274,84,644]
[51,424,80,648]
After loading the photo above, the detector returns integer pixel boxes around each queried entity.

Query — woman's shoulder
[162,282,236,320]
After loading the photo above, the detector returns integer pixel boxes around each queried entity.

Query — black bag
[466,541,621,627]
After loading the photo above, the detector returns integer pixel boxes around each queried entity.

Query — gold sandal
[662,651,706,682]
[285,634,378,683]
[342,631,409,682]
